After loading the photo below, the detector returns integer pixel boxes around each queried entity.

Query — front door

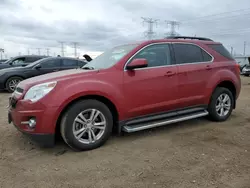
[123,43,179,119]
[172,43,213,108]
[36,58,62,76]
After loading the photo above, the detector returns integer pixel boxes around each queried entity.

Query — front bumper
[8,96,59,147]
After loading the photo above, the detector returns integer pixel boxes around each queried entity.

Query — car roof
[40,56,87,61]
[12,55,49,58]
[125,36,221,47]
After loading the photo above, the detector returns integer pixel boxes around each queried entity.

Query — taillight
[235,63,241,75]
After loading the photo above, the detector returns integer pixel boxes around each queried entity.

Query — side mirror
[9,62,13,65]
[126,58,148,70]
[35,65,41,69]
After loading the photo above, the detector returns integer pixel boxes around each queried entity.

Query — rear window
[207,44,234,60]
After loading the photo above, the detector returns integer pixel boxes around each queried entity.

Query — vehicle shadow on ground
[30,117,212,155]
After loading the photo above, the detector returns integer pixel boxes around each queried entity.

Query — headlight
[24,81,57,102]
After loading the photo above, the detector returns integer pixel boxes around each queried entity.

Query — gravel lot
[0,76,250,188]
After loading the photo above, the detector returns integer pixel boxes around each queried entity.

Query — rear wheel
[5,76,23,93]
[208,87,234,121]
[60,99,113,151]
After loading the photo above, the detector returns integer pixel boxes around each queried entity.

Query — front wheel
[208,87,234,122]
[60,99,113,151]
[5,76,23,93]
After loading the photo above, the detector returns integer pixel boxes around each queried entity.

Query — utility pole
[244,41,247,56]
[0,48,4,60]
[46,48,50,56]
[231,46,233,55]
[37,48,41,55]
[72,42,78,57]
[141,17,158,40]
[59,41,65,57]
[27,48,30,55]
[165,20,180,37]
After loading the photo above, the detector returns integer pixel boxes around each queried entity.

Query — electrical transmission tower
[59,41,65,57]
[37,48,41,55]
[141,17,158,40]
[46,48,50,56]
[165,20,180,37]
[72,42,78,57]
[0,48,4,60]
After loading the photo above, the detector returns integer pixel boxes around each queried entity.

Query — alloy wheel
[215,93,231,117]
[72,109,106,144]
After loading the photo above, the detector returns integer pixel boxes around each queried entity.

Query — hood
[18,68,98,91]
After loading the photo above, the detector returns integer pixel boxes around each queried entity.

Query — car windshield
[82,44,138,70]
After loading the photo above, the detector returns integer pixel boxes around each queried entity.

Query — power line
[165,20,180,37]
[181,7,250,22]
[141,17,158,40]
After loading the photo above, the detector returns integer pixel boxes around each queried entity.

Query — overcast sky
[1,0,250,58]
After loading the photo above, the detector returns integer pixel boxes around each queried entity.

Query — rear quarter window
[207,44,234,60]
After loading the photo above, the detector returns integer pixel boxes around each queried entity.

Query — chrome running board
[122,110,208,133]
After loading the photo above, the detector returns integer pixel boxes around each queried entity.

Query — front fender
[46,79,126,122]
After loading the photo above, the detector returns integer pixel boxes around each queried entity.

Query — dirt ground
[0,77,250,188]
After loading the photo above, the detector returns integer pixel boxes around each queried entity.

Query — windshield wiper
[81,66,95,70]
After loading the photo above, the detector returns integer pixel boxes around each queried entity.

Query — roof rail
[165,36,213,41]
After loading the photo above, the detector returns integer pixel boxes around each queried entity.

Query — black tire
[208,87,234,122]
[5,76,23,93]
[60,99,113,151]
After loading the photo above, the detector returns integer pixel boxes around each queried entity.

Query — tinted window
[173,44,205,64]
[26,57,42,62]
[62,59,78,67]
[130,44,172,67]
[202,50,213,61]
[207,44,234,60]
[41,59,61,68]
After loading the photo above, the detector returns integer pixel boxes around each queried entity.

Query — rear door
[61,59,80,70]
[172,43,213,108]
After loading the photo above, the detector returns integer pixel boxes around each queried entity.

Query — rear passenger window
[173,43,212,64]
[62,59,78,67]
[130,44,172,68]
[207,44,234,60]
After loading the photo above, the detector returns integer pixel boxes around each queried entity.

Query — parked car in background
[0,56,87,92]
[0,55,48,70]
[0,59,8,63]
[241,65,250,76]
[8,36,241,151]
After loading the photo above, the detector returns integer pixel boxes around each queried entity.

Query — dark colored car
[0,56,87,92]
[0,59,8,63]
[0,55,48,70]
[8,36,241,151]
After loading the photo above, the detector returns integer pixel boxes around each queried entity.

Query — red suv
[8,36,241,151]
